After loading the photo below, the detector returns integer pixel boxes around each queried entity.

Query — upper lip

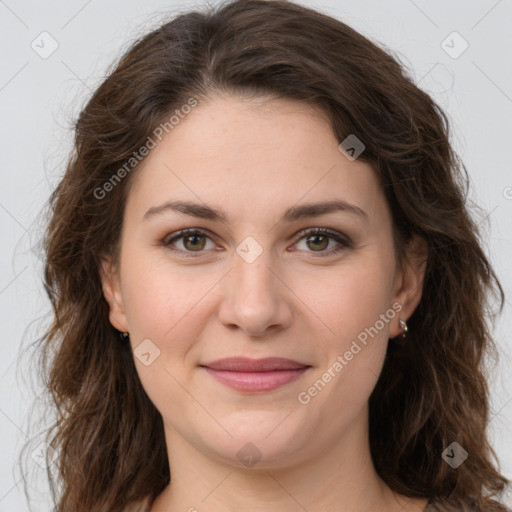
[200,357,310,372]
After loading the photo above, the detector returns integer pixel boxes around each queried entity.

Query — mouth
[199,357,311,393]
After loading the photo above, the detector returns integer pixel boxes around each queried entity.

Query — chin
[197,417,314,469]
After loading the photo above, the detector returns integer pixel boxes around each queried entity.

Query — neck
[150,407,427,512]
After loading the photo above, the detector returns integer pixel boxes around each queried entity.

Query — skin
[101,94,428,512]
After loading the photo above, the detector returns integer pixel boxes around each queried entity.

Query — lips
[201,357,309,372]
[199,357,311,392]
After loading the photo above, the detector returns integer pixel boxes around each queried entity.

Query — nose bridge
[218,241,292,335]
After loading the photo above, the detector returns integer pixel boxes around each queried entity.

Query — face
[102,94,425,470]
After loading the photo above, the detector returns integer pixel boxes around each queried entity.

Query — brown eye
[182,233,207,251]
[305,233,329,251]
[165,229,215,255]
[293,228,352,256]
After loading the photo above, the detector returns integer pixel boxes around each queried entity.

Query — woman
[22,0,510,510]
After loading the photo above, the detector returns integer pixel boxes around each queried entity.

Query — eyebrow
[143,199,368,223]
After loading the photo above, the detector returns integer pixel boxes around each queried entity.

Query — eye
[164,229,216,255]
[292,227,352,257]
[163,227,352,257]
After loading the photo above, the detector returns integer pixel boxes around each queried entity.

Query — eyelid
[163,227,216,245]
[294,226,352,245]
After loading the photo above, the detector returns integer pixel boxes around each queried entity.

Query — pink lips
[200,357,310,392]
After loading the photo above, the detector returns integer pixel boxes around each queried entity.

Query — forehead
[125,95,387,228]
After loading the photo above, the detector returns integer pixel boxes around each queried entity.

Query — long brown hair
[19,0,509,510]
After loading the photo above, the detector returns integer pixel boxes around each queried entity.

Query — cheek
[298,249,396,405]
[119,252,212,411]
[304,253,395,348]
[120,247,208,340]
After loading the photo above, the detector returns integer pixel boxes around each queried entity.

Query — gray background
[1,0,511,510]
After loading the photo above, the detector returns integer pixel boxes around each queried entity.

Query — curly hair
[19,0,509,511]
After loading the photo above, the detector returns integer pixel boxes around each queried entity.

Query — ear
[99,256,129,333]
[389,234,428,338]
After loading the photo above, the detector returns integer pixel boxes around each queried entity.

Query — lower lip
[202,367,309,392]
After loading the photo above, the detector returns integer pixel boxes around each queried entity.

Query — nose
[217,246,293,338]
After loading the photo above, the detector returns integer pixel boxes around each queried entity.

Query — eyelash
[162,227,352,258]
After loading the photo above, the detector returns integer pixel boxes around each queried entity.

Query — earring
[119,332,129,342]
[399,319,408,338]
